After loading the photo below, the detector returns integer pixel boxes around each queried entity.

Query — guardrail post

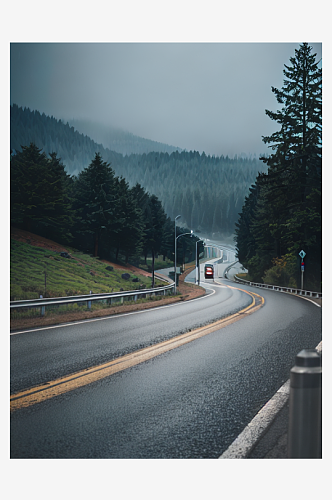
[87,291,92,309]
[288,349,322,458]
[40,295,45,316]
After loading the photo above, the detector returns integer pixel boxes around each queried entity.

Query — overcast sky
[10,42,322,158]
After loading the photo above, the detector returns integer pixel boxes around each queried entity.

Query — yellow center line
[10,286,264,412]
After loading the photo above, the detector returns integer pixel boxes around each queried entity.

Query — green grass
[236,272,252,281]
[137,255,174,272]
[10,239,163,301]
[10,293,168,322]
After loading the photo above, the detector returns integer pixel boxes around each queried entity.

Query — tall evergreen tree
[262,43,321,171]
[143,194,167,287]
[73,153,118,257]
[11,143,73,243]
[113,177,144,263]
[262,42,322,285]
[47,151,75,243]
[235,43,322,289]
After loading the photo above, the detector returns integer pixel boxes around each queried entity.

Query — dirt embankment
[10,228,205,330]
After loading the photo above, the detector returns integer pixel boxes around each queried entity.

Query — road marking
[294,295,321,307]
[10,286,264,412]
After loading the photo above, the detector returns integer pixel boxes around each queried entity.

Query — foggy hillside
[10,104,267,237]
[10,104,123,176]
[68,119,182,156]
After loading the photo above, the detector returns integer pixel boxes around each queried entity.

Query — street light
[195,237,205,285]
[190,233,208,285]
[174,215,181,294]
[174,225,193,294]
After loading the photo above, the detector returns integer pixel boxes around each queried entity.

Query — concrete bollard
[288,349,322,458]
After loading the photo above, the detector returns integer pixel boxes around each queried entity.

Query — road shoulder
[10,266,205,331]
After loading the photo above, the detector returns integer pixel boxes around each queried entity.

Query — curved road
[10,261,322,458]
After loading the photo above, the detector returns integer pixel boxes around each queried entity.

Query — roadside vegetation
[235,43,321,291]
[136,254,174,273]
[10,233,205,329]
[10,238,164,301]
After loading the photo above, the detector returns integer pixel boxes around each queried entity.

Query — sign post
[299,250,306,289]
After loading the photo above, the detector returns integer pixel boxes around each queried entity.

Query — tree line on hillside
[10,144,202,282]
[10,104,266,236]
[68,118,182,156]
[235,43,322,291]
[115,150,264,236]
[10,104,123,176]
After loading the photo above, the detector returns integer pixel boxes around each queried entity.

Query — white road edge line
[10,285,216,336]
[219,340,322,459]
[294,295,322,307]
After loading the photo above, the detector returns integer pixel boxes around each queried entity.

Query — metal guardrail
[233,275,322,299]
[223,261,239,279]
[10,274,175,311]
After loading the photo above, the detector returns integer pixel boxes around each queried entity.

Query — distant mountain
[10,104,267,236]
[68,119,182,156]
[10,104,123,176]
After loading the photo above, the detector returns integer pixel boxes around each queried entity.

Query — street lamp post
[195,238,205,285]
[174,215,181,294]
[174,226,193,294]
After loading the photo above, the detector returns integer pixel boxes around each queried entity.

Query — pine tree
[11,143,49,232]
[47,152,75,243]
[262,43,321,286]
[73,153,118,257]
[262,43,321,172]
[11,143,74,243]
[235,43,322,288]
[113,177,144,263]
[143,194,167,286]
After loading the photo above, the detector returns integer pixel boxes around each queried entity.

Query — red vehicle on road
[204,264,214,279]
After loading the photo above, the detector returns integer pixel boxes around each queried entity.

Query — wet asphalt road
[10,279,250,394]
[10,266,322,458]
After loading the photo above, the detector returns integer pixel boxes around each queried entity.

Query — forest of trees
[10,144,201,280]
[10,104,265,237]
[235,43,322,291]
[10,104,124,177]
[11,43,321,291]
[115,150,264,236]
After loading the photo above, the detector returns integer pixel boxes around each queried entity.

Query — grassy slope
[10,230,207,330]
[10,231,164,301]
